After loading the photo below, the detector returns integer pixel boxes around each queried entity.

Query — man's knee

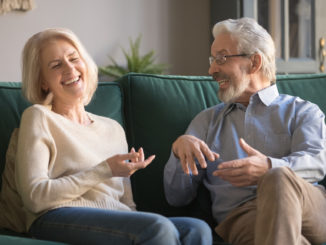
[259,166,295,187]
[257,166,304,202]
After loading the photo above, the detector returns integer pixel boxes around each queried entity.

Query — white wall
[0,0,211,81]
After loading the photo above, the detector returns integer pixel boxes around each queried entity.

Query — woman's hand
[106,147,155,177]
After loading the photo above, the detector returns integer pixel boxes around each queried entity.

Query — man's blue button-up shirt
[164,84,326,223]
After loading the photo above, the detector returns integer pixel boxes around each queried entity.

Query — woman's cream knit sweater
[15,104,136,231]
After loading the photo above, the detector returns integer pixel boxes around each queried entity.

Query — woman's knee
[172,217,211,235]
[135,212,179,244]
[169,217,213,245]
[147,214,178,235]
[137,213,213,245]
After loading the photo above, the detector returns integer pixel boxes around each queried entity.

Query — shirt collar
[222,84,279,116]
[256,84,279,106]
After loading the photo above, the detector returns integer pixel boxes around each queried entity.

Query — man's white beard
[218,75,250,103]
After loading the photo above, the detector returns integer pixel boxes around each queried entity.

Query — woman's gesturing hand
[106,147,155,177]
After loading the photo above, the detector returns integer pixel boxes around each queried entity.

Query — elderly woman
[10,28,212,245]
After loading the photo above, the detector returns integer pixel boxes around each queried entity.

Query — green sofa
[1,73,326,244]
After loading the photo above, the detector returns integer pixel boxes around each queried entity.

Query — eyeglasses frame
[209,54,250,65]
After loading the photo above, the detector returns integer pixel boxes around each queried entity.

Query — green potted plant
[99,35,168,79]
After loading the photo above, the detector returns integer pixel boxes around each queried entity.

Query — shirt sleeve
[163,108,214,206]
[269,102,326,183]
[15,107,114,213]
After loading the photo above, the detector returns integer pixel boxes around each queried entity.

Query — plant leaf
[139,50,155,70]
[130,35,141,72]
[99,34,168,79]
[99,65,128,79]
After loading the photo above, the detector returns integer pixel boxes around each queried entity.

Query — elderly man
[164,17,326,245]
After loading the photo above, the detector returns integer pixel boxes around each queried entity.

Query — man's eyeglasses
[209,54,249,65]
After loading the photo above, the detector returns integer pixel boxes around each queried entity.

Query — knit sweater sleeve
[15,106,114,214]
[120,178,136,211]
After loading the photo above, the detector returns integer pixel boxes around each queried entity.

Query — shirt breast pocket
[263,133,291,158]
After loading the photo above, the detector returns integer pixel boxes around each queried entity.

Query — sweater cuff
[94,160,113,179]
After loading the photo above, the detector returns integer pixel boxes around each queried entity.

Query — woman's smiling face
[40,38,87,105]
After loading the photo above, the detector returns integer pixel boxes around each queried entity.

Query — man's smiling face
[208,33,252,104]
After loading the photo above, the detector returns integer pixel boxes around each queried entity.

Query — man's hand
[213,138,271,186]
[173,135,219,175]
[107,147,155,177]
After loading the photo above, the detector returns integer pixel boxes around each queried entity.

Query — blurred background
[0,0,325,82]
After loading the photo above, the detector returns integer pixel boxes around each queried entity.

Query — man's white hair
[212,17,276,82]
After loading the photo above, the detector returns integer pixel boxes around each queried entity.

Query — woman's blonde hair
[22,28,98,105]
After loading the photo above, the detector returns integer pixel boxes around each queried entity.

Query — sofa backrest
[0,82,30,185]
[277,73,326,114]
[0,82,124,187]
[118,74,219,221]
